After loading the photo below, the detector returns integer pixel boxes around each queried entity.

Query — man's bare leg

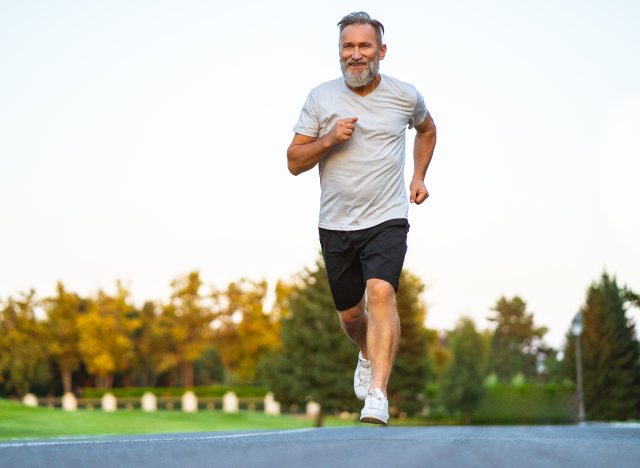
[337,295,368,359]
[365,278,400,397]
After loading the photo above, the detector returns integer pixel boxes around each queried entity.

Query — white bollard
[264,392,281,416]
[306,401,321,418]
[223,391,239,413]
[22,393,38,407]
[182,391,198,413]
[62,392,77,411]
[101,392,117,412]
[141,392,157,412]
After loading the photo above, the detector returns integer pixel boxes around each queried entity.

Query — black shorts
[319,218,409,311]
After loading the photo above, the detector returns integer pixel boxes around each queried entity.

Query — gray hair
[337,11,385,46]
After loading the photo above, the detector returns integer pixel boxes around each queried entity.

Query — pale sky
[1,0,639,348]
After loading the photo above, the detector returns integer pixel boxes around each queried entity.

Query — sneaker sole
[360,415,388,425]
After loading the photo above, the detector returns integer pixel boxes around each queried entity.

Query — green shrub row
[81,386,268,399]
[472,383,575,424]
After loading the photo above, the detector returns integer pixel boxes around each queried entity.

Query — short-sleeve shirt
[293,74,428,231]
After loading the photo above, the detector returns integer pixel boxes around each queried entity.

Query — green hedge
[82,386,268,399]
[472,383,575,424]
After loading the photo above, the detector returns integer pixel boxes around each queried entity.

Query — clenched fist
[327,117,358,146]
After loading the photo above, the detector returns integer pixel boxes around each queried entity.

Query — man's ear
[379,43,387,60]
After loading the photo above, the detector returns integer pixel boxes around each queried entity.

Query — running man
[287,11,437,424]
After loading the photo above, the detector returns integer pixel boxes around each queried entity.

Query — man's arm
[287,117,358,176]
[409,113,437,204]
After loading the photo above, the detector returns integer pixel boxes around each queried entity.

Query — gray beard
[341,58,379,88]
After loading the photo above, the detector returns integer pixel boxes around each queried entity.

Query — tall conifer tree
[563,273,640,420]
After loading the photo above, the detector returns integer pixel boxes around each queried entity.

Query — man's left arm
[410,113,437,205]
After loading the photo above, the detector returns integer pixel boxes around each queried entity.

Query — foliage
[77,283,139,389]
[389,270,431,415]
[81,385,269,398]
[487,296,548,382]
[441,317,487,422]
[212,279,280,385]
[42,282,83,393]
[562,272,640,421]
[0,291,47,396]
[262,259,359,417]
[473,382,575,424]
[161,271,214,387]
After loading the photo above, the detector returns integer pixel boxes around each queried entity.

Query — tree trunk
[62,368,72,394]
[181,362,194,387]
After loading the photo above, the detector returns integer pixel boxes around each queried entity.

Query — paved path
[1,425,639,468]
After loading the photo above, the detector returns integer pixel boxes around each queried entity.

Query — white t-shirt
[294,74,428,231]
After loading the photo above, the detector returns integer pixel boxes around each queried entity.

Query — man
[287,11,437,424]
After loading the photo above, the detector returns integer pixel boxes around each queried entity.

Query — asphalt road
[1,425,639,468]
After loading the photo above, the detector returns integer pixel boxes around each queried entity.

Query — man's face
[339,24,387,88]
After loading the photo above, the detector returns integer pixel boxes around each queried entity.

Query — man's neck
[346,74,382,97]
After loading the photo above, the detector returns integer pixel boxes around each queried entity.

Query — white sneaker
[354,352,372,400]
[360,388,389,425]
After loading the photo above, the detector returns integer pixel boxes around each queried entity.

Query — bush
[81,386,268,399]
[472,383,575,424]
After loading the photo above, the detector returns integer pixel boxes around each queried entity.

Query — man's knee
[338,298,366,325]
[366,278,395,305]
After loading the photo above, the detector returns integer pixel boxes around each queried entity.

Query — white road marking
[0,428,316,449]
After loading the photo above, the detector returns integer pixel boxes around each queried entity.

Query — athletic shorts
[318,218,409,311]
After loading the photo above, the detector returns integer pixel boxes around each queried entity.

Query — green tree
[42,282,83,393]
[389,270,430,415]
[77,284,138,389]
[212,279,280,384]
[441,317,487,423]
[0,290,47,396]
[487,296,548,382]
[262,259,357,425]
[563,273,640,420]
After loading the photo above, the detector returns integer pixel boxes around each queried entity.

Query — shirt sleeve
[408,89,429,129]
[293,92,320,137]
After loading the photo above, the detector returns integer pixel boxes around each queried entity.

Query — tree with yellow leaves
[162,271,213,387]
[0,290,47,396]
[212,279,281,385]
[77,283,138,389]
[42,282,83,393]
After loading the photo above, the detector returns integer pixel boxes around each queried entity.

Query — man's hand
[327,117,358,145]
[409,178,429,204]
[287,117,358,176]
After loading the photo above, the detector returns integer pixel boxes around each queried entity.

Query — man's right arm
[287,117,357,176]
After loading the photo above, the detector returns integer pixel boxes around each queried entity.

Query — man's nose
[352,47,362,59]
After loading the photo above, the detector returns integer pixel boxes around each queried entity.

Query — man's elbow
[287,151,302,176]
[288,162,302,176]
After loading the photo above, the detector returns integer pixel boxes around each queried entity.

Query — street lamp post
[571,312,586,423]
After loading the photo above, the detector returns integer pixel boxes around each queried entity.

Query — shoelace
[367,392,385,410]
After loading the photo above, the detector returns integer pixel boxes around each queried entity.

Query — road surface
[1,425,639,467]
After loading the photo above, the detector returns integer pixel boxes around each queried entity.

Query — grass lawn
[0,399,356,440]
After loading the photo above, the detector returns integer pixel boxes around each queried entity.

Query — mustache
[347,60,369,66]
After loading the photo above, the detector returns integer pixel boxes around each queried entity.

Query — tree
[487,296,548,382]
[563,273,640,420]
[162,271,213,387]
[389,270,431,415]
[0,290,47,396]
[212,279,280,384]
[42,282,83,393]
[77,283,138,389]
[128,300,171,387]
[262,259,358,425]
[441,317,487,423]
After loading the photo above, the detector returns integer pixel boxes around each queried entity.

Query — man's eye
[343,44,354,49]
